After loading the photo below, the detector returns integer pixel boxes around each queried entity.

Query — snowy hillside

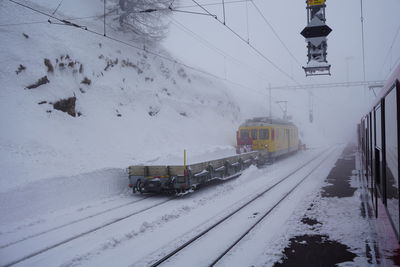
[0,1,243,192]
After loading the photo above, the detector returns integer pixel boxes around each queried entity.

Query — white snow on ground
[232,146,381,267]
[0,0,330,193]
[0,0,244,193]
[0,1,374,267]
[0,148,326,267]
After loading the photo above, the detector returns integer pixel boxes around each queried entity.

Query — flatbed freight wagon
[127,151,269,194]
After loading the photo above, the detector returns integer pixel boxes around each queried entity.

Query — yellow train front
[236,117,299,159]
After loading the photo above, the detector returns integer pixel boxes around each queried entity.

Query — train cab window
[240,130,249,139]
[385,86,399,236]
[251,129,258,140]
[259,129,269,140]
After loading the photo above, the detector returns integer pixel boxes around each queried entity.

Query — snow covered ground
[0,0,247,193]
[0,147,337,267]
[1,1,370,266]
[0,0,330,193]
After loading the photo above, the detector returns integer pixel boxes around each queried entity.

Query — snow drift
[0,1,242,192]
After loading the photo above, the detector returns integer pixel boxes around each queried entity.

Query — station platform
[273,144,400,266]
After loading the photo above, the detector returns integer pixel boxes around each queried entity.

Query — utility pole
[345,56,354,86]
[223,56,227,80]
[308,90,314,123]
[268,84,272,120]
[360,0,367,104]
[360,0,366,84]
[276,101,288,121]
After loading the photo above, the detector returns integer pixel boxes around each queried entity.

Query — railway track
[0,195,152,249]
[1,196,176,267]
[1,147,334,267]
[149,146,337,267]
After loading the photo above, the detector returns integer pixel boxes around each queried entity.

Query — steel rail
[2,197,176,267]
[0,195,152,249]
[149,146,335,267]
[210,147,338,266]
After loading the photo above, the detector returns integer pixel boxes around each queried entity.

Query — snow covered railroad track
[0,195,154,249]
[0,196,176,267]
[149,146,338,267]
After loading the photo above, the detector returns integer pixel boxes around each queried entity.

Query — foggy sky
[163,0,400,142]
[7,0,400,143]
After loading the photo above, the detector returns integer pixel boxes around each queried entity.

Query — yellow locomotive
[236,117,299,158]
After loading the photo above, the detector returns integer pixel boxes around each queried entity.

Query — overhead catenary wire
[250,0,302,68]
[6,0,311,116]
[383,54,400,81]
[170,19,312,114]
[5,0,281,90]
[103,0,106,36]
[105,0,251,15]
[0,15,101,27]
[0,20,48,27]
[6,0,268,98]
[189,0,300,85]
[176,0,251,9]
[379,21,400,79]
[222,0,226,24]
[360,0,366,83]
[168,9,214,16]
[176,1,302,75]
[170,17,273,84]
[245,0,249,43]
[52,0,65,15]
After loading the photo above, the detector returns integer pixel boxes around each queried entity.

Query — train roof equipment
[240,117,296,127]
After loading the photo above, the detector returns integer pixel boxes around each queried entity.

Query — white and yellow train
[127,117,301,194]
[236,117,300,158]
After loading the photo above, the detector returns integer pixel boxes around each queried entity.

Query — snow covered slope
[0,1,242,192]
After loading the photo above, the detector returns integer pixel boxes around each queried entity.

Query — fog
[163,0,400,143]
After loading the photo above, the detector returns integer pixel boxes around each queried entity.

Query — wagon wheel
[132,184,136,193]
[136,180,144,194]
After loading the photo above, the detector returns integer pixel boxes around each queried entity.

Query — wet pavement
[273,144,382,266]
[321,145,357,198]
[274,234,356,267]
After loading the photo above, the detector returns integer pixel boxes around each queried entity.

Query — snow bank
[0,1,242,192]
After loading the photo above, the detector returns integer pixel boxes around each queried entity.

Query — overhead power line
[269,80,384,90]
[6,0,319,116]
[7,0,272,99]
[379,21,400,79]
[128,0,252,14]
[0,15,101,27]
[52,0,65,15]
[250,0,302,68]
[189,0,299,85]
[360,0,366,83]
[176,0,251,9]
[170,17,274,85]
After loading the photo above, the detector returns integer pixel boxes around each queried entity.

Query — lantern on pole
[301,0,332,76]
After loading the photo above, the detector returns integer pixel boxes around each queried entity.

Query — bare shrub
[81,77,91,85]
[44,58,54,73]
[53,97,77,117]
[15,64,26,74]
[26,76,50,89]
